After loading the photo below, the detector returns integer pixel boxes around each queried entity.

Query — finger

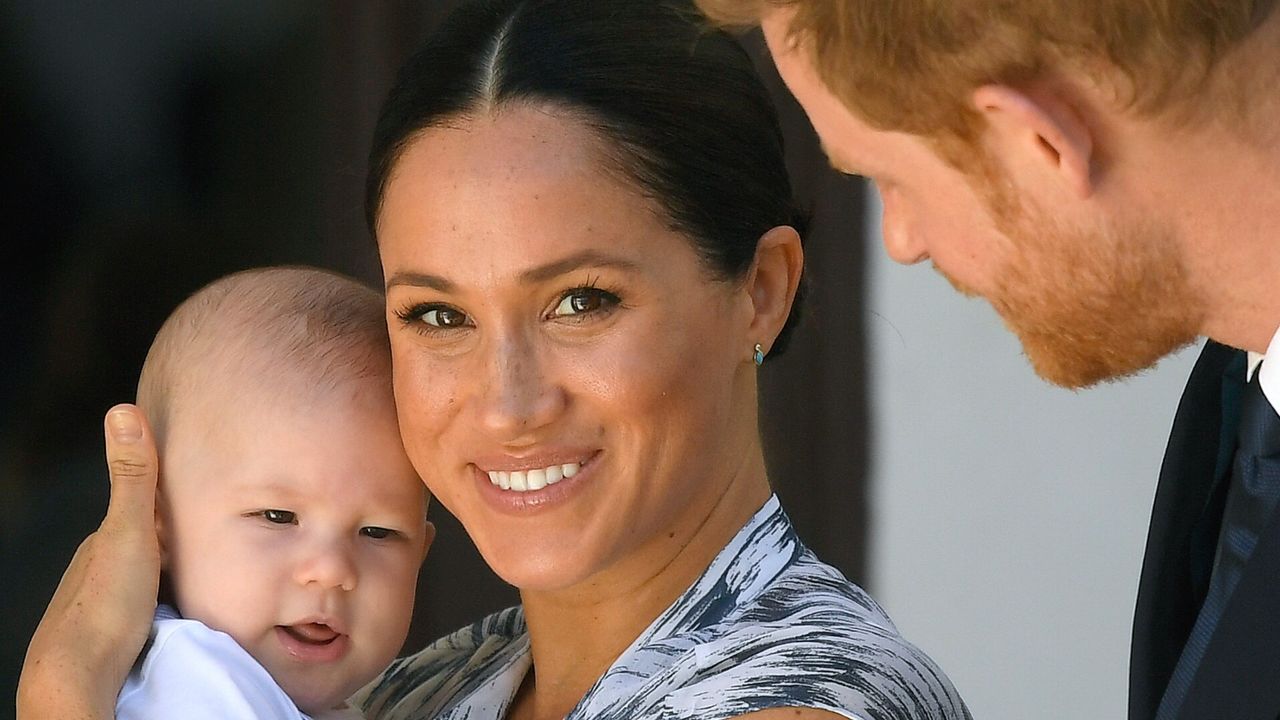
[102,403,159,530]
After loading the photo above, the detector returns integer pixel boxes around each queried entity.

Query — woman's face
[377,106,762,593]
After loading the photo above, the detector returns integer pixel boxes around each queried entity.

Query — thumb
[102,403,159,531]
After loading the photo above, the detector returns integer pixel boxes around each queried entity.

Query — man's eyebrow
[817,139,859,175]
[385,250,640,292]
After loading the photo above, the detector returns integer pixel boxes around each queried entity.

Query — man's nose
[878,183,929,265]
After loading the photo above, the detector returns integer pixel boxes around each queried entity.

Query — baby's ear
[155,485,171,569]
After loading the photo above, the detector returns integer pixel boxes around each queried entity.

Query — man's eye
[360,526,395,540]
[262,509,296,524]
[422,306,469,328]
[552,288,620,317]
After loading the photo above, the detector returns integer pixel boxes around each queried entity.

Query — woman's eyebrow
[386,251,640,292]
[385,271,453,292]
[519,250,640,284]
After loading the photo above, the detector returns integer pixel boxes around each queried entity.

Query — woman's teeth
[487,463,580,492]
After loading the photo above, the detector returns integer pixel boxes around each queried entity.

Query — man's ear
[744,225,804,357]
[971,84,1095,200]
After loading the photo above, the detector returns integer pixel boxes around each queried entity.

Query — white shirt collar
[1250,325,1280,415]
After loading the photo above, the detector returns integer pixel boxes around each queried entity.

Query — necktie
[1156,365,1280,719]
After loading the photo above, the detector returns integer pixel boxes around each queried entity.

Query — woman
[20,1,970,718]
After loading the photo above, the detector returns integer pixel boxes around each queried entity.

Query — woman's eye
[552,288,619,318]
[393,303,473,338]
[360,526,396,540]
[421,306,469,328]
[262,509,296,524]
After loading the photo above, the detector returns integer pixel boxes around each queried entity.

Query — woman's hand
[17,405,162,720]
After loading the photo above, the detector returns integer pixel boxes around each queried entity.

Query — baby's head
[137,265,432,715]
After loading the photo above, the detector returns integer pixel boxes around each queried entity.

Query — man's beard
[942,193,1204,389]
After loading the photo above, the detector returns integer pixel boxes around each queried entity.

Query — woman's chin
[473,534,603,594]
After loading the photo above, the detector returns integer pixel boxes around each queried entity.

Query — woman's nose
[292,539,358,592]
[476,333,566,439]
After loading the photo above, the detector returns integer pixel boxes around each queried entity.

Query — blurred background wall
[0,2,1202,719]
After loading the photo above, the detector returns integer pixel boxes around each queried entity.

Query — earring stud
[753,343,765,366]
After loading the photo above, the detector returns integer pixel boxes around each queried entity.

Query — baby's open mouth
[279,622,340,645]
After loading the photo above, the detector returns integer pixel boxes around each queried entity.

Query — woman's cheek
[392,353,448,473]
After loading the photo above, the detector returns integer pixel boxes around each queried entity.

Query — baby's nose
[292,541,358,592]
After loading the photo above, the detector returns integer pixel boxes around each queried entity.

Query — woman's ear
[744,225,804,356]
[971,84,1095,200]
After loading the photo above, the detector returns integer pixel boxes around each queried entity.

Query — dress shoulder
[653,550,971,720]
[357,496,971,720]
[356,606,527,720]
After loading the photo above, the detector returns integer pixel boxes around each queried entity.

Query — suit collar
[1130,340,1245,720]
[1131,339,1280,719]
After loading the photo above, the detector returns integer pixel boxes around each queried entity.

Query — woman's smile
[484,462,580,491]
[472,450,601,513]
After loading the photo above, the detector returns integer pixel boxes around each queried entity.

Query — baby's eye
[360,526,397,540]
[262,509,296,524]
[551,288,620,318]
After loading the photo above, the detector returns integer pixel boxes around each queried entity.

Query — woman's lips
[274,623,350,663]
[473,451,599,513]
[485,461,580,491]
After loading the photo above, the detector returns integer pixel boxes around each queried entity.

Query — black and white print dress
[356,495,971,720]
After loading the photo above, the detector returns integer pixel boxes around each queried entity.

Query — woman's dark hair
[366,0,807,355]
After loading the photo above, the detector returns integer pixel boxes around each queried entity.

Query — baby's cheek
[172,533,282,639]
[175,584,261,646]
[363,556,420,654]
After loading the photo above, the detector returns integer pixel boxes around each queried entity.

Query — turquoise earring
[753,343,765,366]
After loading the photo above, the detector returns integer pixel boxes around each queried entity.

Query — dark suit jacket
[1130,339,1280,720]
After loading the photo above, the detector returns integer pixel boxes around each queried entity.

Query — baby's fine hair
[136,265,390,442]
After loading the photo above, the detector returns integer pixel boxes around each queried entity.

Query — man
[694,0,1280,718]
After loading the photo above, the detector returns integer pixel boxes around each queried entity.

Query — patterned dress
[356,495,971,720]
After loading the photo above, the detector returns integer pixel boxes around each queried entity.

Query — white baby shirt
[117,604,363,720]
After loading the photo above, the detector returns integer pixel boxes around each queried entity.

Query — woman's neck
[509,452,772,720]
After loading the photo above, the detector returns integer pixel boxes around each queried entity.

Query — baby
[116,266,433,719]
